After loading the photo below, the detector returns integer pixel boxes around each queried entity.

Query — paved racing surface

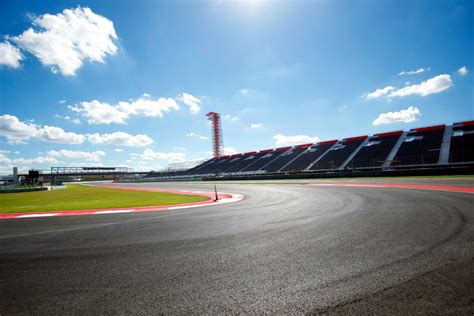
[1,178,473,314]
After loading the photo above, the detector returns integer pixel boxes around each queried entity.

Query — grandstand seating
[346,131,402,169]
[241,149,286,172]
[224,152,266,173]
[280,141,337,172]
[140,120,473,180]
[204,155,244,174]
[391,125,445,166]
[449,121,474,163]
[260,145,310,172]
[309,136,367,170]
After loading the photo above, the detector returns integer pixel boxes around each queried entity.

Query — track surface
[1,178,473,314]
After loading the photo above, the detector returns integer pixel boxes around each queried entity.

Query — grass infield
[0,184,208,214]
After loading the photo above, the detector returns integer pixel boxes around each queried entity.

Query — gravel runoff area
[0,176,473,314]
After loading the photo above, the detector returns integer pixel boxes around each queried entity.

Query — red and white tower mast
[206,112,224,158]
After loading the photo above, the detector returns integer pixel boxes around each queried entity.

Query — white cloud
[367,74,453,99]
[0,152,12,164]
[223,147,237,155]
[58,99,66,104]
[47,149,105,162]
[273,134,320,146]
[177,93,202,113]
[224,114,239,121]
[0,114,85,144]
[0,115,152,147]
[114,148,124,152]
[186,132,209,140]
[36,125,85,144]
[173,147,186,151]
[239,88,249,95]
[70,95,179,124]
[398,68,427,76]
[367,86,396,99]
[0,41,23,68]
[9,7,118,76]
[13,156,59,165]
[457,66,468,76]
[136,149,187,162]
[87,131,153,147]
[250,123,262,128]
[0,114,41,144]
[390,74,453,97]
[56,114,82,125]
[372,106,421,126]
[70,100,129,124]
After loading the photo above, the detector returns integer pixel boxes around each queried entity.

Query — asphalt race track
[1,178,473,314]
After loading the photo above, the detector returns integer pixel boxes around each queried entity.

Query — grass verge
[0,184,208,214]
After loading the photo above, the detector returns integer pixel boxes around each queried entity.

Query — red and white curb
[306,183,474,194]
[0,185,244,220]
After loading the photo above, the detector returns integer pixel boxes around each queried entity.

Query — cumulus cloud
[0,114,155,147]
[223,147,237,155]
[366,86,396,99]
[389,74,453,97]
[70,100,128,125]
[0,150,108,173]
[177,93,202,113]
[133,149,186,163]
[367,74,453,99]
[47,149,105,162]
[224,114,239,121]
[273,134,320,146]
[0,41,23,68]
[372,106,421,126]
[457,66,468,76]
[9,7,118,76]
[13,156,59,165]
[250,123,262,128]
[36,125,86,144]
[186,132,209,140]
[87,131,153,147]
[70,94,179,124]
[0,152,12,164]
[0,114,85,144]
[398,68,427,76]
[114,148,124,152]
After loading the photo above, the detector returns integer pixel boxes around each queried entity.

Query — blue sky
[0,0,472,174]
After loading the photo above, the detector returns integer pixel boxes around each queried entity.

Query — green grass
[0,184,208,214]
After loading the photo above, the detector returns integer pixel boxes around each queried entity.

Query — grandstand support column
[206,112,224,158]
[305,142,339,171]
[382,131,408,169]
[438,125,453,165]
[339,138,369,170]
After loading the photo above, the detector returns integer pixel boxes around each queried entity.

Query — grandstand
[139,120,474,181]
[449,120,474,163]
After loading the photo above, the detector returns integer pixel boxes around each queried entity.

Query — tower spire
[206,112,224,158]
